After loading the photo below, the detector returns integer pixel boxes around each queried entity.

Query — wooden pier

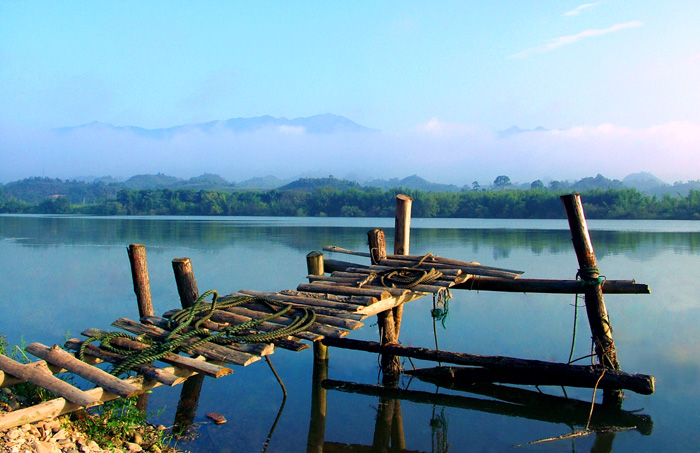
[0,194,654,448]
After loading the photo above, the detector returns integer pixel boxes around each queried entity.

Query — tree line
[2,186,700,219]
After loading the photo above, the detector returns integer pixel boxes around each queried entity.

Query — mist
[1,119,698,185]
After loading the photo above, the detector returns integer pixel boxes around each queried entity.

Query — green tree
[494,175,511,190]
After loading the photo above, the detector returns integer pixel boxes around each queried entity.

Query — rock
[132,431,143,444]
[206,412,227,424]
[125,441,143,452]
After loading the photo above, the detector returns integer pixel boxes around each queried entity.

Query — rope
[358,253,443,289]
[576,266,606,287]
[81,291,316,376]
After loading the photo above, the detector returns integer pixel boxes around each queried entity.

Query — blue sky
[1,1,699,184]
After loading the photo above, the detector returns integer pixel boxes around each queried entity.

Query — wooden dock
[0,194,654,440]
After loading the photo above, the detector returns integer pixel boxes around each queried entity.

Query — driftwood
[321,338,654,395]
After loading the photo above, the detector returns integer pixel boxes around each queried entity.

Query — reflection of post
[390,399,406,451]
[127,244,153,414]
[591,431,616,453]
[561,195,622,405]
[171,257,205,432]
[306,356,328,453]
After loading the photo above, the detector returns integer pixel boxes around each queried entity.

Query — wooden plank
[297,282,407,299]
[64,339,185,387]
[454,277,651,294]
[1,361,64,389]
[141,316,276,356]
[323,258,369,273]
[308,274,456,294]
[222,306,348,339]
[240,302,363,331]
[111,318,260,367]
[346,266,462,278]
[81,328,232,378]
[379,258,523,279]
[0,354,98,408]
[25,343,141,398]
[355,293,425,317]
[239,289,369,316]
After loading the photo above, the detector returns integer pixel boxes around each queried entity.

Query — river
[1,214,699,452]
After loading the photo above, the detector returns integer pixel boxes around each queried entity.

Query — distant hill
[277,177,361,192]
[122,173,184,190]
[623,172,668,192]
[56,113,375,138]
[365,175,462,192]
[237,176,287,190]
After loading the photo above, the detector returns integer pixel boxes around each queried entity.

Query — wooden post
[127,244,154,319]
[367,229,387,265]
[394,194,412,256]
[561,194,622,404]
[172,258,199,309]
[171,257,205,432]
[127,244,153,413]
[307,252,328,361]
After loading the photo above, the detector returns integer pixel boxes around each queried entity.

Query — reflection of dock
[0,194,655,450]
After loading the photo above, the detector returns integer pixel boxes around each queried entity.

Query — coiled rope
[80,290,316,376]
[358,253,444,289]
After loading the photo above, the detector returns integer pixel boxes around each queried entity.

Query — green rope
[430,289,451,329]
[82,291,316,377]
[576,266,606,287]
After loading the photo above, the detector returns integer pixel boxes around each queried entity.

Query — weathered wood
[406,365,654,395]
[0,354,97,408]
[64,339,185,386]
[394,194,412,255]
[221,306,348,339]
[323,257,368,273]
[172,257,199,309]
[306,251,325,277]
[379,258,522,279]
[141,316,276,356]
[25,343,141,398]
[355,292,425,317]
[454,276,651,294]
[562,194,622,403]
[322,380,653,435]
[320,338,654,395]
[298,282,406,299]
[0,367,178,430]
[173,374,204,433]
[0,361,64,389]
[127,244,154,319]
[81,328,232,378]
[239,302,363,330]
[238,289,368,319]
[376,310,401,375]
[111,318,260,366]
[367,229,387,265]
[344,266,463,277]
[308,274,457,294]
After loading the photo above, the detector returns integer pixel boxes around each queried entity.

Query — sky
[1,1,699,185]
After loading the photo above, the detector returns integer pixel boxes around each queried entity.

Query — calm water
[1,214,699,452]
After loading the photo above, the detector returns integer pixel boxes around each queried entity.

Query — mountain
[56,113,375,138]
[122,173,183,189]
[237,176,288,190]
[277,176,361,192]
[623,172,668,192]
[497,125,549,138]
[364,175,462,192]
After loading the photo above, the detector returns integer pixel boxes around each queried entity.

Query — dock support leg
[306,352,328,453]
[127,244,154,414]
[561,194,622,406]
[171,257,206,432]
[392,194,412,340]
[307,252,329,361]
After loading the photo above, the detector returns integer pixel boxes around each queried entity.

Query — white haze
[1,119,699,185]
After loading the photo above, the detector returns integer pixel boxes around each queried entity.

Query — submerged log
[406,365,653,395]
[321,338,654,395]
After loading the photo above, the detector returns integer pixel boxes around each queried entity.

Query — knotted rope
[357,253,443,289]
[80,290,316,376]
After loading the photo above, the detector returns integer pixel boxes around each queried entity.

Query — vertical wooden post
[127,244,154,414]
[367,229,387,265]
[561,194,622,404]
[394,194,412,256]
[172,258,199,309]
[307,252,328,361]
[171,257,205,432]
[127,244,154,319]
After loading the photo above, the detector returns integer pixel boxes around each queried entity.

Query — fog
[2,119,698,185]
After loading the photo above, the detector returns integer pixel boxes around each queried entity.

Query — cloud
[563,2,601,17]
[509,21,643,59]
[1,119,699,186]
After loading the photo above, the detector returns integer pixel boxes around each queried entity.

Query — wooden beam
[454,277,650,294]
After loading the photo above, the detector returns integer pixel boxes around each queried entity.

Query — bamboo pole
[561,194,622,404]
